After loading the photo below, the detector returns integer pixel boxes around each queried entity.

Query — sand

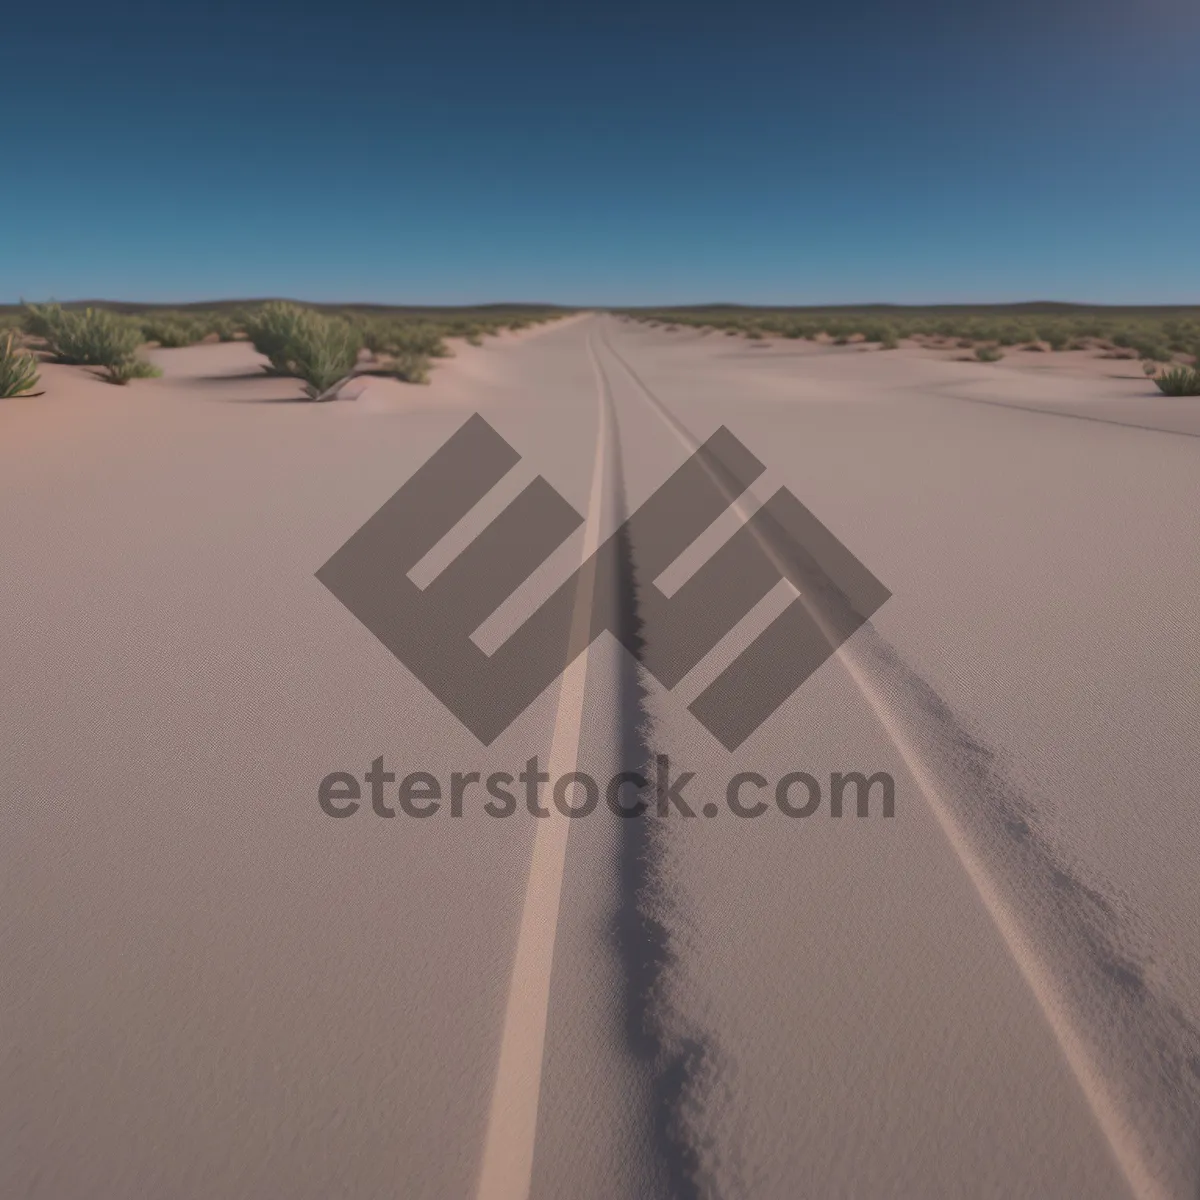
[3,315,1198,1199]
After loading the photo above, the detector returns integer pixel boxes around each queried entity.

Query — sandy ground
[2,316,1198,1199]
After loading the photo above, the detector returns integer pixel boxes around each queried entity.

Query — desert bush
[243,303,362,396]
[142,317,202,347]
[62,308,142,363]
[21,300,60,342]
[23,303,157,382]
[243,302,313,373]
[357,318,396,355]
[856,322,891,344]
[288,317,360,396]
[390,351,431,384]
[106,357,162,385]
[0,332,41,397]
[1153,366,1200,396]
[1163,322,1200,352]
[208,315,240,341]
[971,322,1004,343]
[1136,342,1172,363]
[975,345,1004,362]
[391,323,450,358]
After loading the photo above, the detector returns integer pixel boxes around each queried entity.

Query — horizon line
[3,297,1198,312]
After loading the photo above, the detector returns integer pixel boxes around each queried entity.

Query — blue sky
[4,0,1198,305]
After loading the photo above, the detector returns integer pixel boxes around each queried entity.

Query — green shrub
[1153,366,1200,396]
[1136,342,1172,363]
[142,317,202,347]
[210,315,240,341]
[0,332,41,397]
[22,303,158,382]
[243,303,362,396]
[61,306,141,363]
[243,302,313,373]
[287,317,361,397]
[358,318,399,355]
[106,357,162,385]
[975,345,1004,362]
[21,301,60,342]
[390,351,430,384]
[355,316,451,357]
[381,322,450,359]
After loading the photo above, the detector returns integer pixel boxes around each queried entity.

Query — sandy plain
[2,314,1198,1199]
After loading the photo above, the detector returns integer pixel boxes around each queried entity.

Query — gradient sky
[4,0,1198,305]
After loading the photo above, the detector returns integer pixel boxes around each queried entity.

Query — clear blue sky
[4,0,1197,306]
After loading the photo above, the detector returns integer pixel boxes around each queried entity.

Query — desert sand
[3,315,1198,1199]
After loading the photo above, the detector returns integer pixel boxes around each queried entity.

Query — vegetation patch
[0,332,41,398]
[141,316,206,347]
[1153,366,1200,396]
[618,304,1200,367]
[2,302,568,396]
[22,303,160,384]
[244,303,361,398]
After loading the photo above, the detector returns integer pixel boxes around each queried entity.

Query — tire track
[592,342,719,1200]
[597,319,1200,1200]
[474,344,611,1200]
